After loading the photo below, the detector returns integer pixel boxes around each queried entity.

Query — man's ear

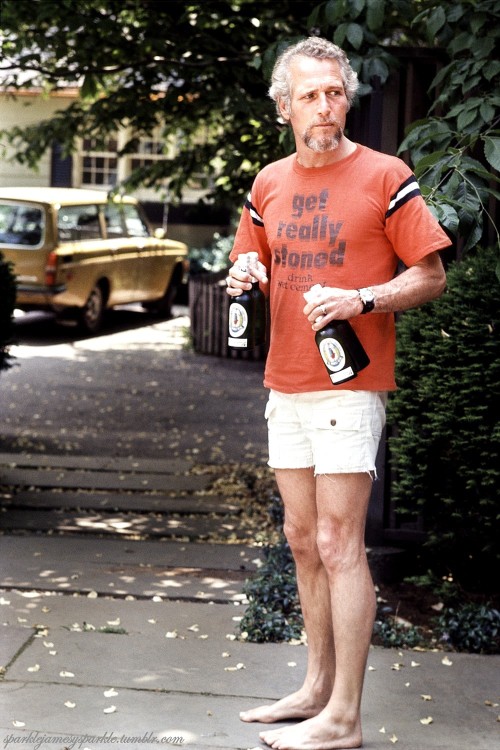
[278,97,290,121]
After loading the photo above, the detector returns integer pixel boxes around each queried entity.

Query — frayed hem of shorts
[314,468,378,481]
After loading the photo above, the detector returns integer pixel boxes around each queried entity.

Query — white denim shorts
[265,389,387,475]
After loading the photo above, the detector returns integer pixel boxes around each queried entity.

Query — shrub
[388,246,500,592]
[0,251,16,371]
[188,232,234,275]
[239,537,303,643]
[435,603,500,654]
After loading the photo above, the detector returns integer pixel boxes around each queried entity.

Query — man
[226,37,449,750]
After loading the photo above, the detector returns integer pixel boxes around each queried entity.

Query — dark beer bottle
[305,285,370,384]
[315,319,370,384]
[227,253,266,349]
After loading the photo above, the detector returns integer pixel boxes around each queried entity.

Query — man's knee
[283,519,320,563]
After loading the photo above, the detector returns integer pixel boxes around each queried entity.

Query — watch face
[361,288,374,303]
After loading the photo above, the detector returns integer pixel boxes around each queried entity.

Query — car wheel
[145,267,181,318]
[79,283,105,334]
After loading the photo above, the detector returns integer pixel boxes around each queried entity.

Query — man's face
[279,57,349,154]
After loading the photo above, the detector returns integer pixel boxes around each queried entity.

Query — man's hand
[303,285,361,330]
[225,258,268,297]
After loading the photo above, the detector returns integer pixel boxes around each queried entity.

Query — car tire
[144,266,181,318]
[79,282,105,334]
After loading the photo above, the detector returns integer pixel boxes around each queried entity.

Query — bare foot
[259,710,362,750]
[239,688,328,724]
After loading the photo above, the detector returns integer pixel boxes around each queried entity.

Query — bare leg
[260,472,375,750]
[240,467,335,723]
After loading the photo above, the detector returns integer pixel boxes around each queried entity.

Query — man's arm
[304,251,447,328]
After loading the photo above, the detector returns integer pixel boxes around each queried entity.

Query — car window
[0,202,44,247]
[57,205,102,241]
[104,202,127,238]
[122,204,149,238]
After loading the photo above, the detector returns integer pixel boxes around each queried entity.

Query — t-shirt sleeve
[383,165,451,266]
[229,179,272,270]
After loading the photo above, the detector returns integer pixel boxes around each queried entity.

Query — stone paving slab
[0,467,210,492]
[0,509,244,541]
[0,453,192,473]
[0,536,264,601]
[0,536,264,573]
[0,490,240,514]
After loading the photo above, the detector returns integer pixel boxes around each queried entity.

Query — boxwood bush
[0,251,16,371]
[388,246,500,592]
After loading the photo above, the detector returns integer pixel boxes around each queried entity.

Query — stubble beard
[302,122,344,153]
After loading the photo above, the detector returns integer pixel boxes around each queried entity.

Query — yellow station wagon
[0,187,189,333]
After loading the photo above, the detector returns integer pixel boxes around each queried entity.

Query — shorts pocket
[311,408,363,431]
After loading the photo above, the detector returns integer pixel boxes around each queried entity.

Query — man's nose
[316,92,331,115]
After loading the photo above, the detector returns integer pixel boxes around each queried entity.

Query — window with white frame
[81,137,118,188]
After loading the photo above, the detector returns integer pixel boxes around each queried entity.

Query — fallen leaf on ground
[224,662,245,672]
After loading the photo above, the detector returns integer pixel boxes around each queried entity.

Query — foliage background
[0,0,498,250]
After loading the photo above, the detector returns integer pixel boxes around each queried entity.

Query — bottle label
[318,337,346,373]
[330,367,355,384]
[228,302,248,339]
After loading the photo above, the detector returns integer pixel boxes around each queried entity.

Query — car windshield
[0,202,45,247]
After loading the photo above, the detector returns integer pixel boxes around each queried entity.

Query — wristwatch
[357,287,375,314]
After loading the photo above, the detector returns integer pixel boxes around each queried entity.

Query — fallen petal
[441,656,453,666]
[60,671,75,678]
[390,734,398,744]
[64,701,76,709]
[411,661,421,668]
[420,716,433,725]
[104,688,118,698]
[27,664,40,672]
[103,705,117,714]
[421,694,433,702]
[12,721,25,728]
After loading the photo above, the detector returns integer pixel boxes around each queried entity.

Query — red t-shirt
[230,144,450,393]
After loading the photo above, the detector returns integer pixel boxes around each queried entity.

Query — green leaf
[483,137,500,171]
[366,0,385,31]
[325,0,346,25]
[480,102,495,123]
[427,5,446,42]
[457,106,479,130]
[346,23,364,50]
